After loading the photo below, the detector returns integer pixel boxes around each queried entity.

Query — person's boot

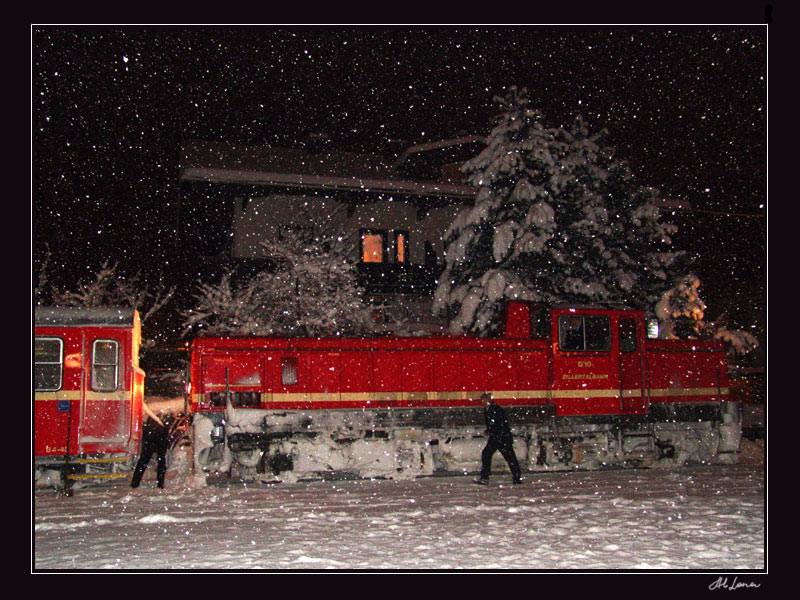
[474,477,489,485]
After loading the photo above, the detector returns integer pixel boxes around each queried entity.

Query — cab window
[558,315,611,352]
[619,318,638,353]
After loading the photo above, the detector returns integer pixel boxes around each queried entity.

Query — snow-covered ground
[33,439,765,572]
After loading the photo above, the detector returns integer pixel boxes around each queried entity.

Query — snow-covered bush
[654,274,707,339]
[184,228,375,338]
[656,274,759,360]
[35,253,175,350]
[714,327,760,358]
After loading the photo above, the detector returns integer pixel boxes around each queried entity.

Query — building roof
[179,139,481,200]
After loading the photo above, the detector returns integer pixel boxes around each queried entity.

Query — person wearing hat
[475,393,523,485]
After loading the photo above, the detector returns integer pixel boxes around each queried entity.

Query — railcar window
[281,357,298,386]
[35,337,63,391]
[558,315,611,352]
[619,318,637,353]
[92,339,119,392]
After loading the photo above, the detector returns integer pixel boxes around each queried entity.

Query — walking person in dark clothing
[475,393,523,485]
[131,407,173,489]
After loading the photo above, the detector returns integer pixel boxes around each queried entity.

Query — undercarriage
[192,402,741,482]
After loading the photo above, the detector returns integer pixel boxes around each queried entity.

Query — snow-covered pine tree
[184,227,375,338]
[617,186,690,317]
[434,86,686,336]
[432,86,559,335]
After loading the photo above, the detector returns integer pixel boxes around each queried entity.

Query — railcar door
[617,316,648,414]
[79,331,131,451]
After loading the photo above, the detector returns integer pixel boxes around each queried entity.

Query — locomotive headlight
[647,319,659,339]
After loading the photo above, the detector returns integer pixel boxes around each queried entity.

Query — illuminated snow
[34,440,764,571]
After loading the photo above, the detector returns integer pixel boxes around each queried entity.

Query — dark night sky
[32,24,767,334]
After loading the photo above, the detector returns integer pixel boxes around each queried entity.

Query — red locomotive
[34,307,145,491]
[188,302,741,481]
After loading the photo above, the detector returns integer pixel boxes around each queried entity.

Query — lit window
[361,232,385,263]
[395,230,408,263]
[361,229,409,264]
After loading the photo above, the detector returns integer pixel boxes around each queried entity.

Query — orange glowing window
[361,232,385,263]
[395,232,406,263]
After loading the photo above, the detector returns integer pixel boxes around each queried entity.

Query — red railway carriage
[188,302,740,481]
[34,307,145,488]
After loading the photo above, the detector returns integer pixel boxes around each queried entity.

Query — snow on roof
[391,134,487,169]
[35,307,138,328]
[180,140,395,180]
[179,140,478,199]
